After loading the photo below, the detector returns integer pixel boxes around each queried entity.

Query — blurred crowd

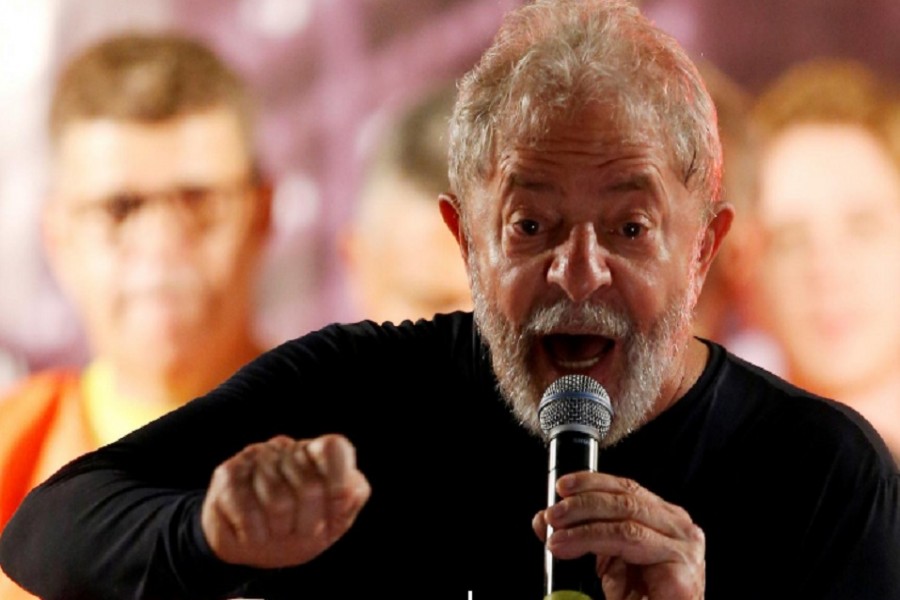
[2,1,900,596]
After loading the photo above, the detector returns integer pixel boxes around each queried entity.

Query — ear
[439,193,469,263]
[696,201,735,275]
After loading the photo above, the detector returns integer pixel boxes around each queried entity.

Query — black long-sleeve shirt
[2,313,898,599]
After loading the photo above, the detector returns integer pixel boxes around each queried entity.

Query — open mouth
[541,334,615,370]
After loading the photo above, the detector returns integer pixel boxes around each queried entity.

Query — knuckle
[254,468,291,500]
[268,435,293,446]
[257,486,292,513]
[614,492,642,518]
[355,476,372,500]
[620,477,641,494]
[562,493,587,515]
[212,461,242,488]
[241,442,264,457]
[612,520,646,543]
[689,523,706,546]
[671,504,692,522]
[322,433,350,447]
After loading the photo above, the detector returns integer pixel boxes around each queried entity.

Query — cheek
[196,230,261,289]
[608,256,684,327]
[59,242,118,299]
[494,261,544,322]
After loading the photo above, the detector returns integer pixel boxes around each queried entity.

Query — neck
[102,329,263,409]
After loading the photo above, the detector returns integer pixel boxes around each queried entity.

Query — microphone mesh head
[538,375,613,442]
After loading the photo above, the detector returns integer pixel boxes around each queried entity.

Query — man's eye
[103,193,144,224]
[621,222,645,239]
[178,186,213,208]
[514,219,541,236]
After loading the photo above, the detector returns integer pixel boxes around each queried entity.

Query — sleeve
[813,467,900,599]
[0,320,451,600]
[795,403,900,600]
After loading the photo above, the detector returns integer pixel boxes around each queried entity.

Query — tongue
[545,334,611,362]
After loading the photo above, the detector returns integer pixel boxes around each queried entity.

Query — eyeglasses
[63,179,256,243]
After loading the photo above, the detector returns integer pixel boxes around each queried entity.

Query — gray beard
[469,256,699,446]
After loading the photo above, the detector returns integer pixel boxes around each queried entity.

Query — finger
[295,435,370,539]
[556,471,642,497]
[550,474,696,540]
[306,434,357,495]
[547,518,705,566]
[210,449,268,544]
[278,440,313,489]
[306,435,369,516]
[532,510,548,542]
[597,557,635,600]
[253,441,300,510]
[251,443,304,538]
[326,468,371,536]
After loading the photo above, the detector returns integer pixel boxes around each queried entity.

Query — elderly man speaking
[1,1,897,599]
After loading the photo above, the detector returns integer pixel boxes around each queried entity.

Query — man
[749,59,900,462]
[0,31,271,592]
[2,2,897,599]
[340,83,472,323]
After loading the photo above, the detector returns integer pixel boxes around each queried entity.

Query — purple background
[1,0,898,385]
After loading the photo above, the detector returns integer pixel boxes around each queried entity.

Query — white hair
[448,0,722,220]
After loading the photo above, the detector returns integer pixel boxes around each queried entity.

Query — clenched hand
[201,434,371,568]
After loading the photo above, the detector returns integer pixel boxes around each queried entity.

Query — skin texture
[753,123,900,458]
[201,434,370,568]
[437,105,730,598]
[532,473,706,599]
[442,106,731,440]
[43,106,270,408]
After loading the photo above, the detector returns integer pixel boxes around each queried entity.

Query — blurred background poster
[1,0,899,386]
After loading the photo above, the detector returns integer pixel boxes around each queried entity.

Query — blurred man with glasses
[0,34,271,590]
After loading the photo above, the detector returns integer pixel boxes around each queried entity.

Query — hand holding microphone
[534,376,706,600]
[201,434,371,568]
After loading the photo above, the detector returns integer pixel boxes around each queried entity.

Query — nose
[123,199,194,259]
[546,222,611,303]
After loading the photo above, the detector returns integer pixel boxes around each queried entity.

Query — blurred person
[2,3,898,599]
[692,62,784,372]
[750,59,900,461]
[340,83,472,323]
[691,62,754,341]
[0,30,271,572]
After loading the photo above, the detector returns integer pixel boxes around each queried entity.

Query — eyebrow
[506,172,557,193]
[606,172,653,193]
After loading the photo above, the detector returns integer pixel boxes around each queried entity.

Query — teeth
[555,357,601,369]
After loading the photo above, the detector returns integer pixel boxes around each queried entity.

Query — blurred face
[447,106,729,442]
[348,172,472,323]
[45,107,268,375]
[755,124,900,396]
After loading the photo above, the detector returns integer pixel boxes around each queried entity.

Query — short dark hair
[50,32,253,147]
[753,59,897,151]
[364,82,456,199]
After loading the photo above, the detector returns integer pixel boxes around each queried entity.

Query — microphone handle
[544,431,602,600]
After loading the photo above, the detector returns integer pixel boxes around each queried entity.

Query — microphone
[538,374,614,600]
